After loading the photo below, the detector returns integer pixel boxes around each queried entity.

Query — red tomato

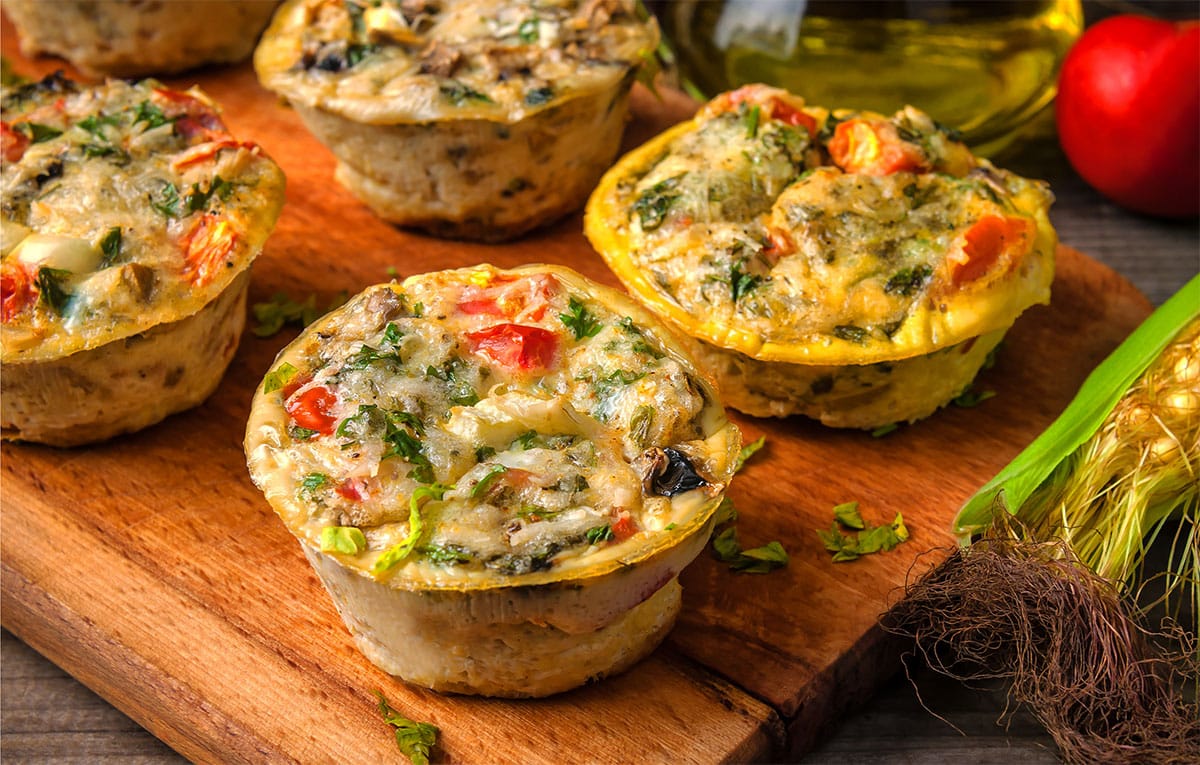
[828,118,929,176]
[0,261,36,322]
[285,386,338,435]
[180,213,237,286]
[466,324,557,371]
[152,87,231,143]
[1,121,30,163]
[336,478,366,501]
[954,215,1035,285]
[457,274,558,321]
[1056,15,1200,217]
[610,512,638,541]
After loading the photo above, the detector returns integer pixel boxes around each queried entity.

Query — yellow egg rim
[585,118,1059,366]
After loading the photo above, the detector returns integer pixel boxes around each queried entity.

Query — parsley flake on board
[733,436,766,472]
[952,386,996,408]
[252,291,347,338]
[372,691,438,765]
[709,496,788,574]
[817,503,910,562]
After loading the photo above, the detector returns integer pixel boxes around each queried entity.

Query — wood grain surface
[0,16,1172,764]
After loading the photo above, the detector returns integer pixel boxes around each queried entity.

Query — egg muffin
[586,85,1057,427]
[1,74,286,446]
[254,0,659,241]
[3,0,281,78]
[244,264,740,697]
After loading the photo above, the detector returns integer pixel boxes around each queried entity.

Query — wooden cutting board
[0,29,1151,763]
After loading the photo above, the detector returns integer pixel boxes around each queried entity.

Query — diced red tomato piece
[828,118,930,175]
[611,511,638,541]
[768,99,818,136]
[152,87,231,143]
[171,138,256,171]
[457,273,558,322]
[336,478,366,501]
[953,215,1035,285]
[762,226,795,262]
[181,212,237,286]
[713,85,817,136]
[0,260,36,323]
[466,323,558,372]
[285,385,338,435]
[1,121,30,163]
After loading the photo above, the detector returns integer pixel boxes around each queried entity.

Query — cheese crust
[1,75,285,444]
[245,264,740,696]
[586,85,1057,425]
[254,0,659,240]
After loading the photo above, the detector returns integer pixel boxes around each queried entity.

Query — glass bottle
[658,0,1083,157]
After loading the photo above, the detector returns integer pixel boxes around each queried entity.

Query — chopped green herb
[17,122,62,143]
[185,175,234,213]
[439,80,493,105]
[885,264,933,296]
[664,522,677,531]
[385,265,399,278]
[420,543,474,565]
[818,506,909,562]
[35,267,71,313]
[559,296,602,340]
[131,100,173,130]
[743,104,760,139]
[97,227,122,268]
[320,525,366,555]
[632,175,682,231]
[733,436,766,472]
[76,113,119,138]
[475,445,496,462]
[710,499,787,573]
[252,292,346,338]
[871,423,899,438]
[288,425,319,441]
[300,472,330,497]
[833,324,868,344]
[373,691,438,765]
[469,464,507,498]
[953,387,996,408]
[372,484,451,573]
[586,525,615,545]
[346,342,403,369]
[381,322,403,346]
[517,17,539,42]
[833,501,865,530]
[629,405,654,447]
[151,181,180,217]
[525,86,554,106]
[730,260,762,303]
[514,430,540,450]
[425,362,479,406]
[262,362,299,394]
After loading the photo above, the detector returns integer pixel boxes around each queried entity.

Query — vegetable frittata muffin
[254,0,659,241]
[1,74,286,446]
[586,84,1057,427]
[3,0,281,78]
[245,264,740,696]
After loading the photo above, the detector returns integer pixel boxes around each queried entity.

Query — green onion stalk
[887,275,1200,765]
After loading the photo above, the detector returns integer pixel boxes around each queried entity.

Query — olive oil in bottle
[659,0,1083,156]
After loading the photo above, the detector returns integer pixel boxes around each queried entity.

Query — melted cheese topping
[246,265,739,588]
[1,75,285,362]
[254,0,659,123]
[587,85,1057,364]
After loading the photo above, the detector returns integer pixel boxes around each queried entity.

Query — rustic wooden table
[2,0,1198,759]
